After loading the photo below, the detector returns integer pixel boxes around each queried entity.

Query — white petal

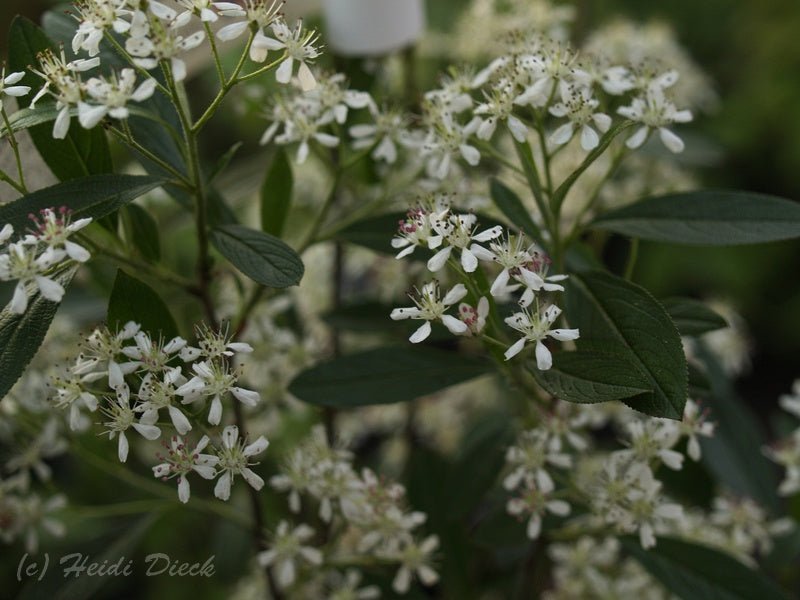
[580,125,600,151]
[118,432,129,463]
[178,475,190,503]
[504,338,526,361]
[275,57,293,84]
[53,107,71,139]
[244,436,269,457]
[35,276,65,302]
[208,395,223,425]
[242,468,264,490]
[168,406,192,435]
[409,321,432,344]
[659,127,685,153]
[626,126,649,149]
[10,281,28,314]
[297,62,316,92]
[442,314,468,334]
[459,144,480,166]
[214,471,232,500]
[549,123,574,145]
[535,341,553,370]
[461,248,478,272]
[427,246,452,272]
[443,283,468,305]
[217,21,249,41]
[549,328,580,341]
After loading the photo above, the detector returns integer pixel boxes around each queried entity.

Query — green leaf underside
[489,178,546,246]
[210,224,304,288]
[533,351,653,404]
[0,174,166,232]
[261,149,294,237]
[8,17,112,182]
[662,297,728,336]
[107,270,178,340]
[566,270,687,419]
[288,346,493,407]
[591,190,800,245]
[623,537,788,600]
[0,266,77,401]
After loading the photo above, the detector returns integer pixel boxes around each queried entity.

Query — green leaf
[122,204,160,261]
[489,178,545,246]
[107,270,179,339]
[208,141,243,184]
[533,351,652,404]
[261,149,294,237]
[335,211,403,254]
[566,270,687,419]
[210,224,304,288]
[288,346,493,407]
[662,297,727,336]
[0,266,77,401]
[623,536,789,600]
[0,105,63,136]
[8,16,113,182]
[591,190,800,245]
[0,174,165,232]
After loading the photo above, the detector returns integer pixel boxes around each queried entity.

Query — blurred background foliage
[1,0,799,597]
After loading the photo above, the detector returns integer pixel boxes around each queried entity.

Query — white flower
[24,207,93,262]
[216,0,282,61]
[0,242,67,314]
[0,68,31,110]
[71,0,132,57]
[680,399,715,461]
[125,7,205,82]
[350,106,409,164]
[427,212,503,273]
[101,384,162,462]
[548,85,612,151]
[621,420,684,471]
[152,435,219,503]
[252,20,321,90]
[391,282,469,343]
[257,521,322,588]
[420,111,481,179]
[78,68,156,128]
[391,205,440,259]
[50,372,99,431]
[29,48,100,139]
[504,428,572,494]
[213,425,269,500]
[135,368,193,435]
[474,86,528,142]
[507,476,571,540]
[617,84,693,153]
[390,535,440,594]
[503,304,579,368]
[175,360,260,425]
[72,322,141,388]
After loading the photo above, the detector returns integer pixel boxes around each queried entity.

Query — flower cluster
[260,70,375,163]
[268,426,439,594]
[51,322,267,502]
[764,380,800,496]
[390,194,577,369]
[0,208,92,314]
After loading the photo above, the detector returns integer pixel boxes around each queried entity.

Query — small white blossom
[213,425,269,500]
[257,521,323,588]
[0,67,31,110]
[390,282,469,343]
[503,304,579,368]
[152,435,219,503]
